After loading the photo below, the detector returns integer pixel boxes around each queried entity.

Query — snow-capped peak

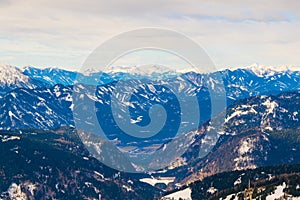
[234,63,300,77]
[224,63,300,77]
[83,64,180,76]
[0,64,30,85]
[246,64,288,77]
[106,64,177,75]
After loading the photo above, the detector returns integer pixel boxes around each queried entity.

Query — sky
[0,0,300,71]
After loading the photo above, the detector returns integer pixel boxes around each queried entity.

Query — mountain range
[0,64,300,199]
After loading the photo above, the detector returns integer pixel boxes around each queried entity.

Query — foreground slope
[153,90,300,186]
[0,127,159,200]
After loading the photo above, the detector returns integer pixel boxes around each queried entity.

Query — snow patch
[225,106,257,123]
[139,177,175,187]
[207,186,218,194]
[6,183,27,200]
[262,98,278,117]
[162,188,192,200]
[2,135,20,142]
[234,176,242,186]
[266,182,286,200]
[234,137,257,171]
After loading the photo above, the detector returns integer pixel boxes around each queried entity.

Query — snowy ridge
[0,64,48,98]
[0,64,30,86]
[87,64,194,75]
[229,63,300,77]
[5,63,300,77]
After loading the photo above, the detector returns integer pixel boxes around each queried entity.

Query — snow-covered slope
[229,63,300,77]
[0,64,46,97]
[0,85,74,130]
[153,90,300,185]
[162,187,192,200]
[0,64,30,86]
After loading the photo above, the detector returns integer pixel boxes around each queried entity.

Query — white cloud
[0,0,299,70]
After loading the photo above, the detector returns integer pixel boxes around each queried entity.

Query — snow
[11,92,16,98]
[64,93,72,101]
[139,177,175,187]
[265,126,273,131]
[0,64,30,86]
[122,184,133,192]
[130,116,143,124]
[292,111,299,121]
[148,84,156,93]
[83,140,102,155]
[234,155,256,171]
[7,183,27,200]
[25,183,37,196]
[234,176,242,186]
[8,110,20,121]
[262,98,278,117]
[225,106,257,123]
[86,94,98,101]
[1,135,20,142]
[69,103,74,110]
[162,144,167,151]
[94,171,104,179]
[266,182,286,200]
[238,138,255,155]
[163,188,192,200]
[234,137,257,171]
[53,85,61,97]
[104,65,177,75]
[207,186,218,194]
[221,192,240,200]
[233,63,298,77]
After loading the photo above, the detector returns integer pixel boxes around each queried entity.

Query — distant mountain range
[0,64,300,199]
[1,64,300,131]
[1,64,300,150]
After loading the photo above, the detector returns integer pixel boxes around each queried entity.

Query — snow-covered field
[162,188,192,200]
[139,177,175,187]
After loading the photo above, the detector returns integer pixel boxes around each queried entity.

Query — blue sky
[0,0,300,71]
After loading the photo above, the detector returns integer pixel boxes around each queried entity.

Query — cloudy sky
[0,0,299,70]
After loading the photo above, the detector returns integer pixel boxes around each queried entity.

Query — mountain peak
[103,64,178,75]
[227,63,299,77]
[246,64,289,77]
[0,64,29,86]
